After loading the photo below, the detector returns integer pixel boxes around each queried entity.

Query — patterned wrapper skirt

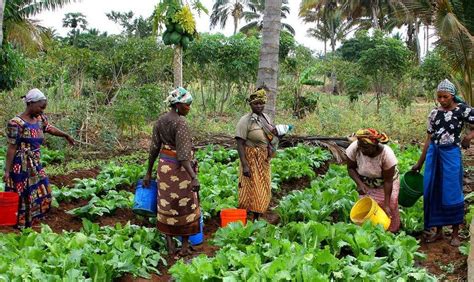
[238,146,271,213]
[156,146,200,236]
[361,178,401,232]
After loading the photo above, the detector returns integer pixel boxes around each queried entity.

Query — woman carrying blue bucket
[143,87,201,257]
[412,79,474,247]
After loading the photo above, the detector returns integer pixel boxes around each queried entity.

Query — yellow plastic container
[350,197,391,230]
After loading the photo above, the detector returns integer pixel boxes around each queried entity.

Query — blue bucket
[179,213,204,246]
[132,180,157,217]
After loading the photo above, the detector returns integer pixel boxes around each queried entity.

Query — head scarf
[23,88,47,104]
[355,128,389,145]
[165,87,193,106]
[437,79,464,104]
[248,88,267,104]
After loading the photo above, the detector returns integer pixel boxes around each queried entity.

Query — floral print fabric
[5,115,53,228]
[427,103,474,146]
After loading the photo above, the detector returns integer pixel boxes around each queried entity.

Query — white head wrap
[437,79,456,96]
[23,88,47,104]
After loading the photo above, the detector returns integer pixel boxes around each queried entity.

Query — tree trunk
[414,20,421,64]
[173,45,183,88]
[425,25,429,56]
[257,0,282,121]
[330,34,338,94]
[0,0,5,47]
[323,38,327,86]
[233,15,238,35]
[370,4,380,29]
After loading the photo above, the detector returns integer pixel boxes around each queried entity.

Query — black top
[427,103,474,146]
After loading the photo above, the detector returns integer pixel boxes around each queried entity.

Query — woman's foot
[166,235,176,255]
[450,237,461,247]
[174,247,193,259]
[425,232,444,243]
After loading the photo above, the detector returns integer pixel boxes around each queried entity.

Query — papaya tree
[153,0,207,88]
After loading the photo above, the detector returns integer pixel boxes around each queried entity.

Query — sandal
[173,248,193,260]
[450,237,461,247]
[425,232,444,243]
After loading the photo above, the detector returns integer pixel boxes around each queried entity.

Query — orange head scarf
[355,128,389,145]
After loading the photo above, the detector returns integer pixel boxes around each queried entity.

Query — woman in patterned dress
[3,89,75,228]
[144,87,200,257]
[412,79,474,246]
[235,88,275,221]
[346,128,401,232]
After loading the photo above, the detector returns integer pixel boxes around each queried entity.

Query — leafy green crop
[399,200,425,234]
[170,220,434,281]
[67,190,134,219]
[276,164,358,224]
[0,220,166,281]
[53,163,146,201]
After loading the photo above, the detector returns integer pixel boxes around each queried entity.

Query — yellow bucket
[350,197,391,230]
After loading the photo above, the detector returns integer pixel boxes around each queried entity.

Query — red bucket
[0,192,19,226]
[220,208,247,227]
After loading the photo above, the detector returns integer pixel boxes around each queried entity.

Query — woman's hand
[383,203,392,218]
[2,171,10,184]
[143,172,152,187]
[357,183,369,195]
[191,178,200,192]
[411,163,422,172]
[242,164,251,177]
[65,135,75,146]
[462,136,472,149]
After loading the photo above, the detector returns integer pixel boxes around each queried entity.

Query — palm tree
[257,0,282,120]
[401,0,473,104]
[2,0,76,50]
[0,0,6,47]
[240,0,294,35]
[300,0,354,93]
[63,12,88,46]
[210,0,248,35]
[342,0,402,30]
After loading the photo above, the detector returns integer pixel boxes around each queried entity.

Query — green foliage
[0,44,26,91]
[0,220,166,280]
[279,31,296,60]
[53,163,145,202]
[396,77,425,110]
[170,221,434,281]
[67,190,134,219]
[358,32,410,80]
[345,76,368,103]
[276,164,358,224]
[416,50,451,95]
[106,11,153,38]
[338,30,376,62]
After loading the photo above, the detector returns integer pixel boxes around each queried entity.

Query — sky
[34,0,433,56]
[34,0,327,53]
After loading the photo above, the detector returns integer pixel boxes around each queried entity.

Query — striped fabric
[362,178,401,232]
[238,146,271,213]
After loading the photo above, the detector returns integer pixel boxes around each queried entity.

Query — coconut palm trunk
[173,45,183,88]
[257,0,282,120]
[371,3,380,29]
[0,0,5,47]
